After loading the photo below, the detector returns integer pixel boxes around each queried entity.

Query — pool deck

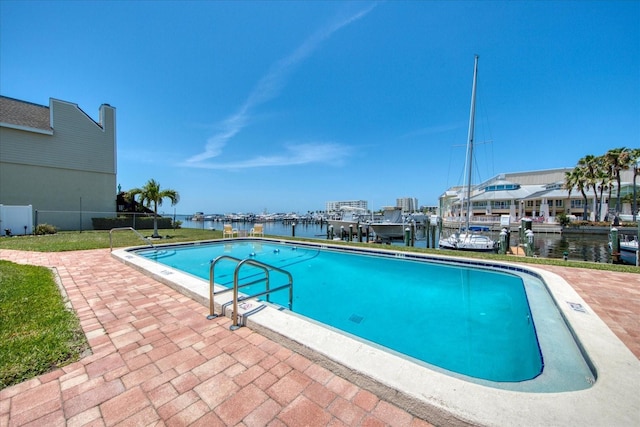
[1,247,639,426]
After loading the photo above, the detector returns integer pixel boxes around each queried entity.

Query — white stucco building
[439,167,637,223]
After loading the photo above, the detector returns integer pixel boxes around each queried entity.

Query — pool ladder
[207,255,293,330]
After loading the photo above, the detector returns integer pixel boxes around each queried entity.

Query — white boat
[620,239,639,253]
[439,227,496,252]
[369,208,424,240]
[439,55,496,252]
[611,236,639,265]
[327,207,370,235]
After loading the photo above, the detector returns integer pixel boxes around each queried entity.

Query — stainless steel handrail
[109,227,156,251]
[230,258,293,330]
[207,255,293,329]
[207,255,243,319]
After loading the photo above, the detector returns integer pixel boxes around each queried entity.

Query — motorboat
[327,207,370,236]
[620,239,639,252]
[610,235,639,265]
[439,229,496,252]
[369,208,427,240]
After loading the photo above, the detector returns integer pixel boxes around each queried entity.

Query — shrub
[91,216,172,230]
[556,213,571,227]
[34,224,58,235]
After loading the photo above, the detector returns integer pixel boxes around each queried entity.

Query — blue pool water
[138,240,544,383]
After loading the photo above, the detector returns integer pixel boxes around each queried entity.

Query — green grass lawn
[0,227,638,273]
[0,261,89,389]
[0,228,224,252]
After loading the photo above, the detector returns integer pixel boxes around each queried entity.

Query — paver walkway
[1,249,434,427]
[538,264,640,358]
[1,248,638,426]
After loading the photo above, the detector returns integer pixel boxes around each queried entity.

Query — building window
[571,200,584,209]
[485,183,520,191]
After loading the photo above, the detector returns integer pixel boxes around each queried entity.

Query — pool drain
[349,314,364,324]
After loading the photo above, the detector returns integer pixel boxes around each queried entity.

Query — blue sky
[1,1,638,215]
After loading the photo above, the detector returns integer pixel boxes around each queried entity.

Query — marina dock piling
[525,230,535,257]
[610,227,620,263]
[499,228,508,254]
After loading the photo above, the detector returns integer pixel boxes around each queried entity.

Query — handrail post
[230,261,244,330]
[208,255,243,320]
[266,274,270,304]
[289,278,293,311]
[207,260,217,319]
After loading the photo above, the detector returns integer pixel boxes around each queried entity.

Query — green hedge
[91,216,173,230]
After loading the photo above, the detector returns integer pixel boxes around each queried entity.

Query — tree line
[565,147,640,221]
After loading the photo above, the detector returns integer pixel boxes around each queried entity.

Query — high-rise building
[326,200,368,213]
[396,197,418,213]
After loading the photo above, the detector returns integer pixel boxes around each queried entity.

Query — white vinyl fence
[0,205,33,236]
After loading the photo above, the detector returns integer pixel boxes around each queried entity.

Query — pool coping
[112,238,640,426]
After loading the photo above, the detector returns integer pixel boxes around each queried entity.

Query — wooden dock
[509,246,526,257]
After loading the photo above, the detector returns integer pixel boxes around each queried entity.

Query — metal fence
[34,210,174,232]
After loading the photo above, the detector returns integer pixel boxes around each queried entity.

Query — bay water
[179,217,616,264]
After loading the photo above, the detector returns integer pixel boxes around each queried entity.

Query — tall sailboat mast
[463,55,479,232]
[440,55,496,252]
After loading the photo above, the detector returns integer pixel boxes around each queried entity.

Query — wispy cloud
[185,142,352,170]
[401,122,466,139]
[184,2,377,168]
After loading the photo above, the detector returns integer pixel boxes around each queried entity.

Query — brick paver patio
[1,248,638,426]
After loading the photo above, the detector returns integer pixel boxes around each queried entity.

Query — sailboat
[439,55,497,252]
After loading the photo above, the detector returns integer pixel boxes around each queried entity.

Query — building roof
[0,96,51,131]
[471,185,543,202]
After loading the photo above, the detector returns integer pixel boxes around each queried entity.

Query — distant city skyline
[1,1,638,214]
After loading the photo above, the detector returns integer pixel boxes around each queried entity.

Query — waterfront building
[420,205,439,214]
[439,168,638,223]
[0,96,117,231]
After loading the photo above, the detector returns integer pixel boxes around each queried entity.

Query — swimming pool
[132,239,591,391]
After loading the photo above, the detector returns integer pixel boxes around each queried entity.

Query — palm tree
[127,179,180,238]
[578,155,599,220]
[604,147,632,215]
[564,166,589,220]
[630,148,640,221]
[595,165,610,222]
